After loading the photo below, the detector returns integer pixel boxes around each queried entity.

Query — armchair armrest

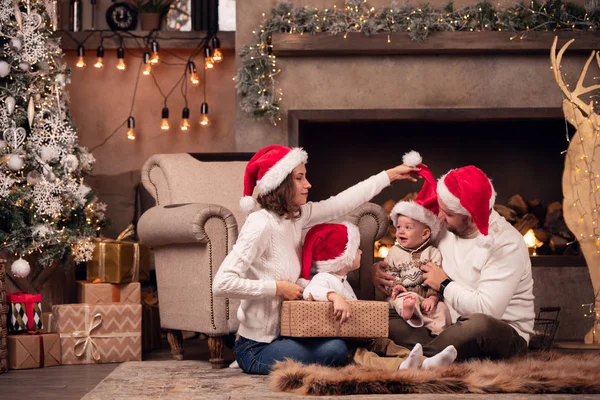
[334,202,388,242]
[137,203,239,247]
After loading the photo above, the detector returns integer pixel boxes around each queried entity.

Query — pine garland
[237,0,600,125]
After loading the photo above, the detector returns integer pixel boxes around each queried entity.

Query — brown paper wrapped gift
[53,303,142,364]
[281,300,388,338]
[1,260,8,374]
[77,281,141,304]
[40,312,56,334]
[86,225,150,284]
[7,333,61,369]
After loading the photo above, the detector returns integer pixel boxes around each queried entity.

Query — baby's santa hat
[390,151,442,241]
[301,222,361,280]
[437,165,497,247]
[240,144,308,213]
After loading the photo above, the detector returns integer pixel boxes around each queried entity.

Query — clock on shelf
[106,2,138,31]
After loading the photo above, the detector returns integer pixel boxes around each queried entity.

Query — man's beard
[442,218,475,238]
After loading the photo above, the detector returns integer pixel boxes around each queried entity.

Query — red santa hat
[240,144,308,213]
[301,222,361,280]
[390,151,442,240]
[437,165,497,246]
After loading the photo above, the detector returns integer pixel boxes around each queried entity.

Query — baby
[384,151,451,335]
[301,222,457,370]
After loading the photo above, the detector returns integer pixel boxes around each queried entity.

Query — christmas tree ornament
[3,126,26,149]
[40,145,58,162]
[26,170,42,184]
[0,140,6,149]
[56,73,66,86]
[27,97,34,126]
[9,37,22,52]
[43,166,56,181]
[5,96,16,115]
[11,257,30,278]
[8,154,24,170]
[18,62,29,72]
[13,0,22,31]
[0,61,10,78]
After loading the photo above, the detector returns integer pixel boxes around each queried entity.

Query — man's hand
[421,262,448,292]
[421,295,439,313]
[328,292,351,324]
[391,284,407,300]
[276,281,304,300]
[372,261,396,295]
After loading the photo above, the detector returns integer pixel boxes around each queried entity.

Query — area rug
[271,352,600,396]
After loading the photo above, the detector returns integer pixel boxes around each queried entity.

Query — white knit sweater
[303,272,358,301]
[213,171,390,343]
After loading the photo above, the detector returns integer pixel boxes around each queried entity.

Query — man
[373,165,535,361]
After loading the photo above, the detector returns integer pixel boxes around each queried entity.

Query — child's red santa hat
[240,144,308,213]
[437,165,497,247]
[301,222,361,280]
[390,151,442,241]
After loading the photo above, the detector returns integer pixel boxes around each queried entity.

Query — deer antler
[550,36,600,117]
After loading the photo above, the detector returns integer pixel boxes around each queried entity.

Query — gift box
[7,292,43,333]
[0,261,8,374]
[280,300,389,338]
[7,333,60,369]
[40,312,55,334]
[77,281,141,305]
[86,225,150,284]
[53,303,142,364]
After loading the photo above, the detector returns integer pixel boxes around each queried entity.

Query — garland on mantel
[236,0,600,124]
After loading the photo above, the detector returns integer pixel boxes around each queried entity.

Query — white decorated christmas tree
[0,0,106,277]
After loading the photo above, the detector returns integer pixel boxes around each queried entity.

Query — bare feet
[399,343,423,370]
[421,345,458,369]
[402,295,416,320]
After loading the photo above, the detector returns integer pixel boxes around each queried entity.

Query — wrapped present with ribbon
[7,292,43,333]
[53,303,142,364]
[7,333,60,369]
[86,224,150,284]
[40,312,56,334]
[77,281,141,305]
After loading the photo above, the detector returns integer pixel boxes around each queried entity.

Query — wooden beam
[55,31,235,50]
[273,31,600,56]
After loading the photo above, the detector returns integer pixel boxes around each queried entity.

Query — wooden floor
[0,337,235,399]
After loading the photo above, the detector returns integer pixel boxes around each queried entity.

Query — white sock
[228,360,240,369]
[421,345,457,369]
[398,343,423,370]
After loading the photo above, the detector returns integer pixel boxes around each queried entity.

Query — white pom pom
[476,235,495,248]
[11,257,31,278]
[240,196,258,214]
[8,154,24,170]
[402,150,422,167]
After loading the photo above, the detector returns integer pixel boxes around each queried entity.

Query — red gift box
[7,292,43,332]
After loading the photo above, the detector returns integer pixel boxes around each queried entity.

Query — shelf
[272,31,600,56]
[55,30,235,50]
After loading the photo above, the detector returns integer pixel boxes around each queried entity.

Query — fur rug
[270,352,600,396]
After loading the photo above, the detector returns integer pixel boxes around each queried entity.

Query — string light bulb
[211,36,223,63]
[150,41,160,65]
[199,102,210,127]
[126,116,136,140]
[204,46,214,69]
[161,107,170,131]
[94,45,104,68]
[180,107,191,131]
[116,47,126,71]
[188,61,200,85]
[76,45,86,68]
[142,52,151,76]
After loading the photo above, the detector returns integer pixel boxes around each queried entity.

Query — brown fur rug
[270,352,600,396]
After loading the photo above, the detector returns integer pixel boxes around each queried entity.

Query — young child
[301,222,457,370]
[385,151,451,335]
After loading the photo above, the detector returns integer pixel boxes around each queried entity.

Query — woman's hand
[386,164,421,182]
[372,261,396,295]
[276,281,304,300]
[328,292,351,324]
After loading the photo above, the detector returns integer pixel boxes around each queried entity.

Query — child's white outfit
[303,272,357,301]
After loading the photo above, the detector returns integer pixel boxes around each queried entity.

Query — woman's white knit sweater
[213,171,390,343]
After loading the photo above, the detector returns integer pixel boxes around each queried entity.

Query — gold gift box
[77,281,141,305]
[87,239,150,284]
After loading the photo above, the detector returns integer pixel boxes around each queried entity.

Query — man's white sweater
[213,171,390,343]
[439,210,536,343]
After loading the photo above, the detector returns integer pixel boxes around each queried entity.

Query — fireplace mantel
[272,31,600,56]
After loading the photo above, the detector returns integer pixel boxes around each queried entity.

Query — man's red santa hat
[437,165,497,247]
[240,144,308,213]
[390,151,442,241]
[301,222,361,280]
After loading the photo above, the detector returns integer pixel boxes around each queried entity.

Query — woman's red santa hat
[301,222,361,280]
[240,144,308,213]
[437,165,497,247]
[390,151,442,241]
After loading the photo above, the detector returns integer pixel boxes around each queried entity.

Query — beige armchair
[137,153,388,368]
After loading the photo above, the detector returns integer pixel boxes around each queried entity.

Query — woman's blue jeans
[234,335,349,375]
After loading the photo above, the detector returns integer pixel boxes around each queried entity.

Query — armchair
[137,153,388,368]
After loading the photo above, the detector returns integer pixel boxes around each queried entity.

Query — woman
[213,144,419,375]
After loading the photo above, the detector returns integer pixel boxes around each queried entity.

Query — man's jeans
[235,335,348,375]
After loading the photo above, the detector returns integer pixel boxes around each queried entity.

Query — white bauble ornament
[10,37,22,52]
[5,96,16,115]
[44,169,56,181]
[11,257,31,278]
[0,140,6,149]
[56,73,66,86]
[27,170,42,184]
[40,146,59,162]
[8,154,24,170]
[18,62,29,72]
[0,61,10,78]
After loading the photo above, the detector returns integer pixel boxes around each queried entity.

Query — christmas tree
[0,0,107,277]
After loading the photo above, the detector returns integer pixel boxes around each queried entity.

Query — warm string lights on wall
[63,30,222,144]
